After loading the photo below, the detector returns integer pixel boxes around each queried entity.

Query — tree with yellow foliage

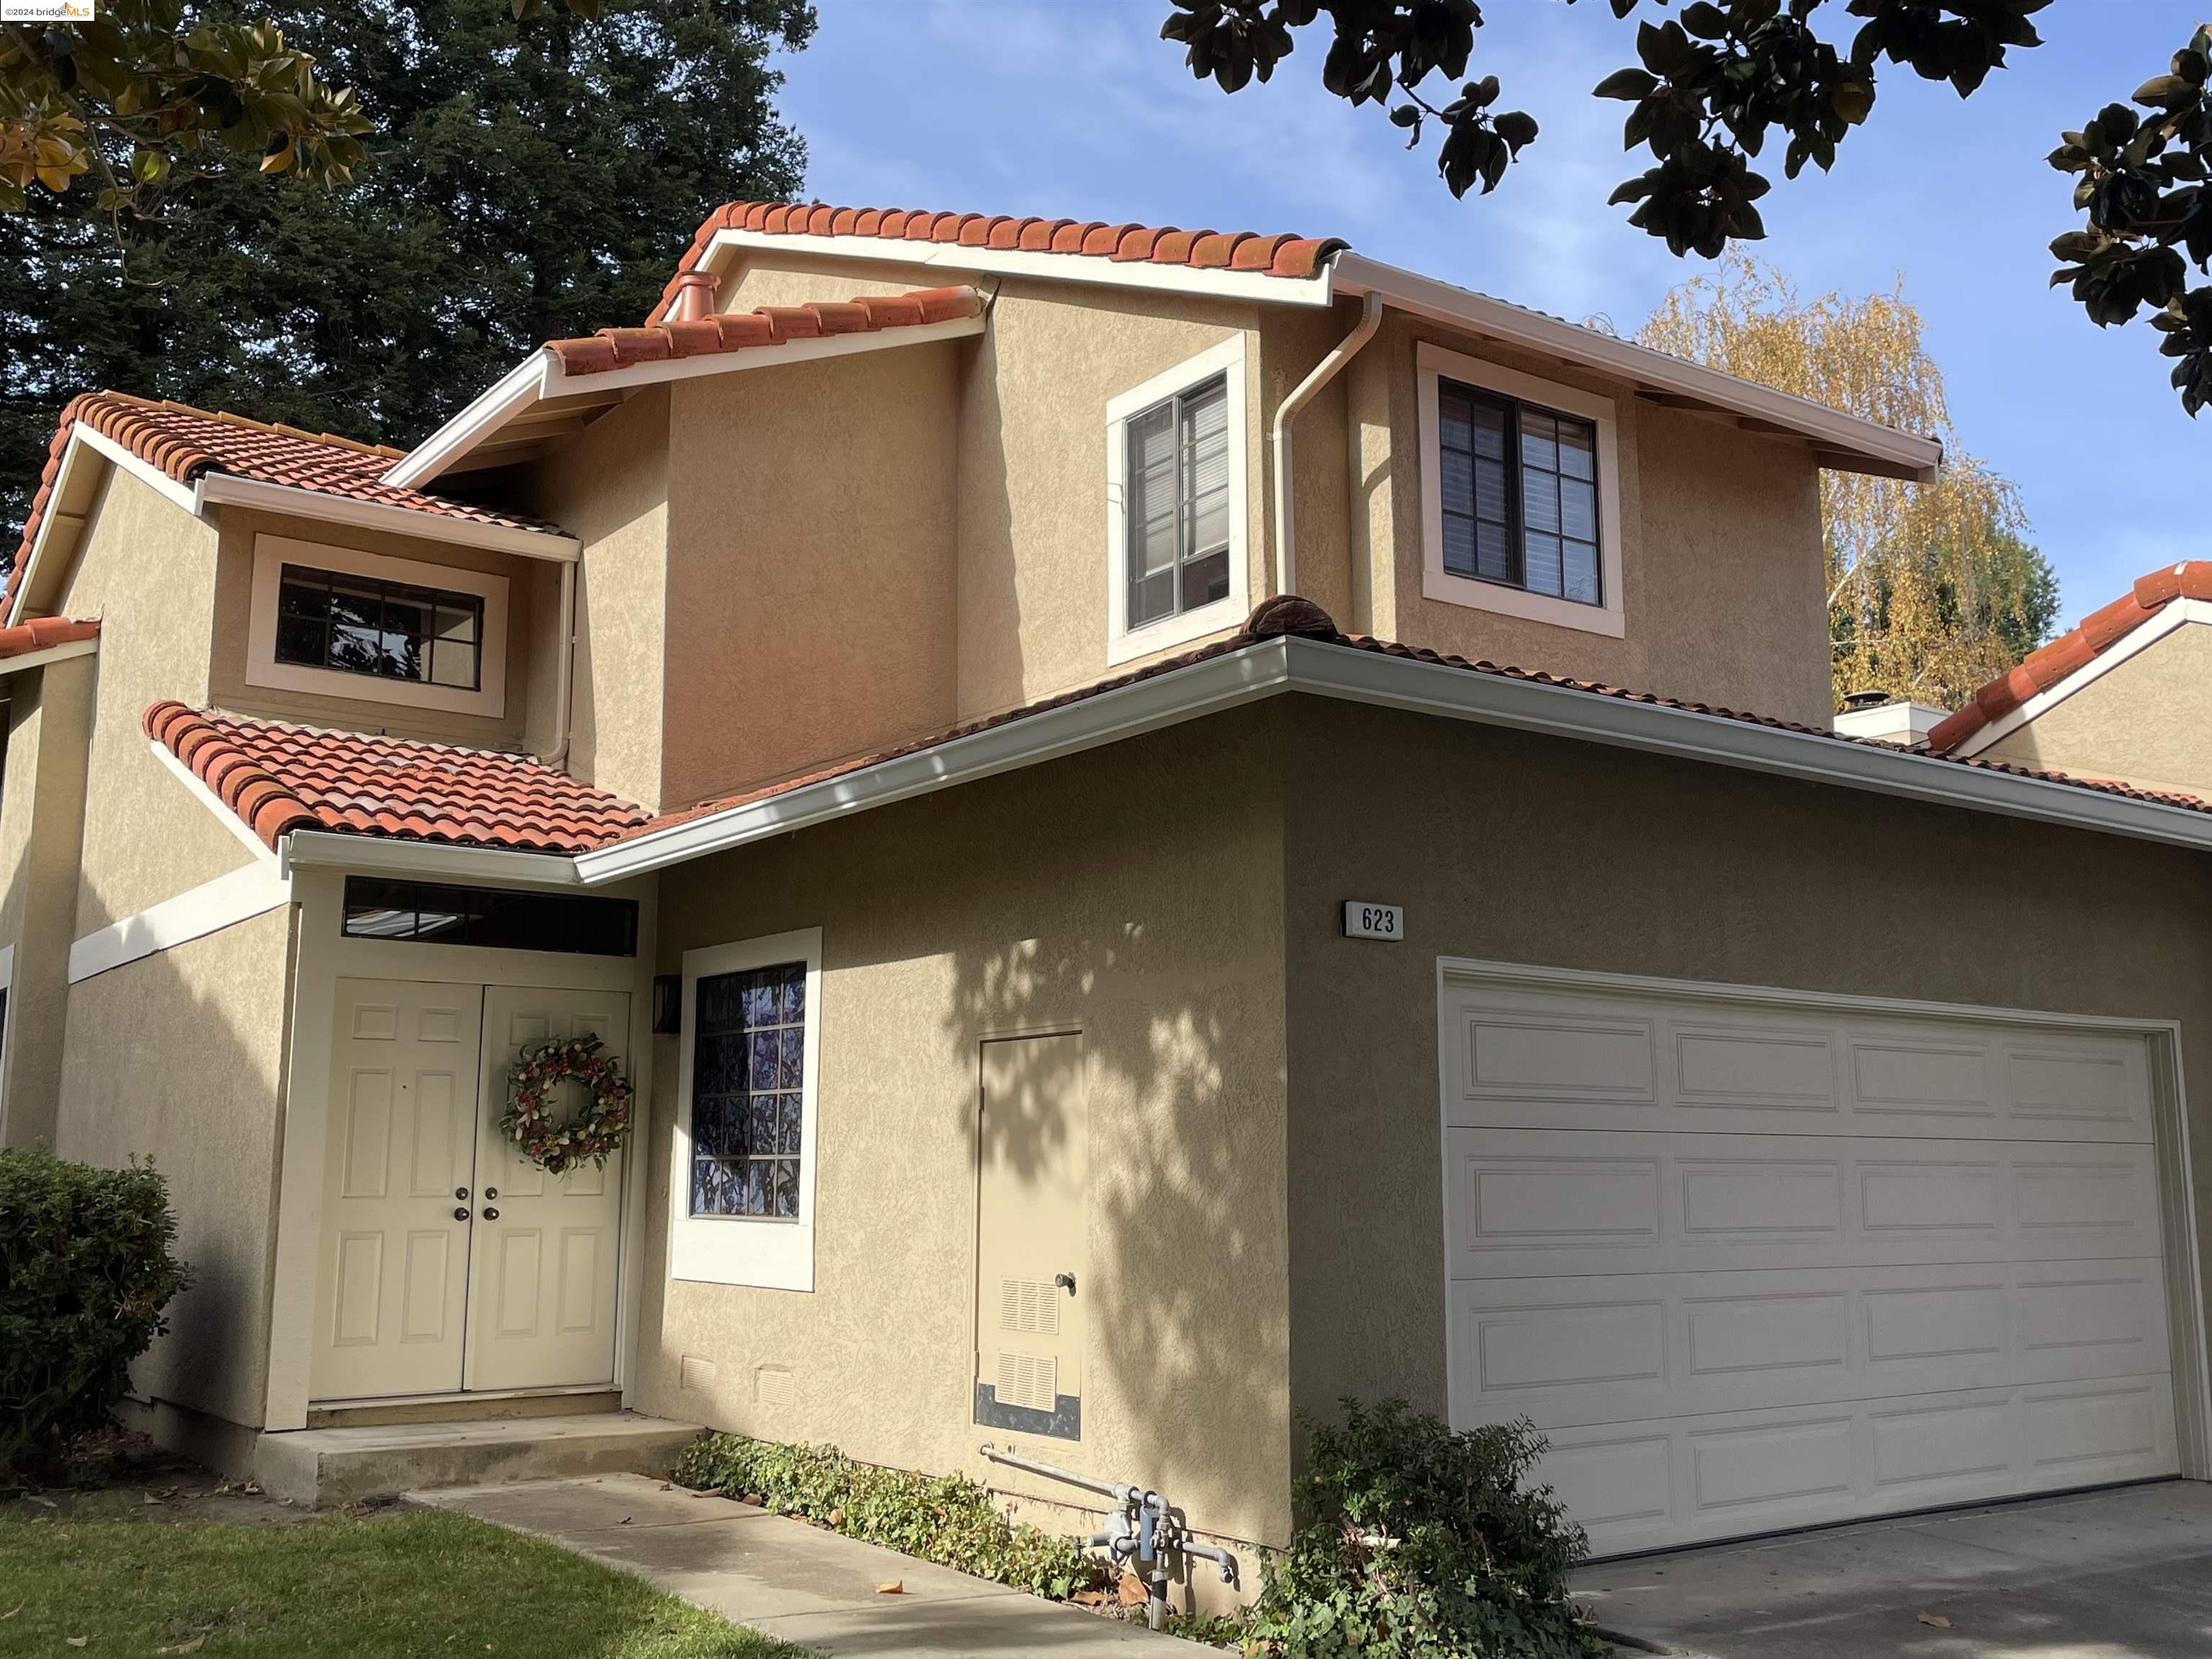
[1640,252,2057,712]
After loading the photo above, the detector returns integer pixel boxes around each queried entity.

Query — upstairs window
[276,564,485,690]
[246,535,511,719]
[1418,343,1624,639]
[1439,384,1602,607]
[1105,335,1249,665]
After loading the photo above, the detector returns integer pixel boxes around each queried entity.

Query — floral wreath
[500,1035,634,1175]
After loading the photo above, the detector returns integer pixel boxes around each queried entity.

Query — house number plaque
[1341,901,1404,942]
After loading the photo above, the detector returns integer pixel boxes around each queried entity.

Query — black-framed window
[1438,381,1602,606]
[1125,372,1231,629]
[688,963,806,1219]
[276,564,485,691]
[342,877,637,957]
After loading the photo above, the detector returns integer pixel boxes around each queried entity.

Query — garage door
[1441,971,2182,1557]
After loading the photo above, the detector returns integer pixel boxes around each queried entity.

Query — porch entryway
[310,976,630,1403]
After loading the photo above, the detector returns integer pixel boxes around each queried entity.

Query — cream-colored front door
[463,986,629,1393]
[974,1032,1087,1439]
[313,979,484,1401]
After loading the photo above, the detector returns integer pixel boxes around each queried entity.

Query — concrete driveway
[1571,1482,2212,1658]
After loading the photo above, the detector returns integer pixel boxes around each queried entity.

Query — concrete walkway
[414,1472,1191,1656]
[1571,1480,2212,1658]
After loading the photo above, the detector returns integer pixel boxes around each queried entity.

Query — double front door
[311,979,630,1403]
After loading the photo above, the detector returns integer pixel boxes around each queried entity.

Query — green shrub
[1241,1398,1605,1659]
[0,1149,191,1482]
[671,1434,1107,1601]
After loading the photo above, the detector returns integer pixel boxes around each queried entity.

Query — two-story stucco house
[4,199,2211,1570]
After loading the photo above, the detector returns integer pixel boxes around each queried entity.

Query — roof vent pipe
[1272,285,1383,598]
[1841,688,1890,711]
[668,269,716,323]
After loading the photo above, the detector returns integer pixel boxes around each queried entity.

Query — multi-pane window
[275,563,485,690]
[341,877,638,956]
[689,962,806,1219]
[1438,382,1602,606]
[1125,373,1231,629]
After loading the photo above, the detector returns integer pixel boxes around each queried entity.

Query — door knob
[1055,1272,1076,1296]
[483,1187,499,1200]
[452,1207,469,1221]
[482,1207,500,1221]
[454,1187,469,1200]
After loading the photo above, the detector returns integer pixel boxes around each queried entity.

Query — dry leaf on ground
[875,1581,904,1596]
[1918,1612,1952,1628]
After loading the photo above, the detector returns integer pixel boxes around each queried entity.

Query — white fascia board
[68,860,292,984]
[1956,601,2212,759]
[7,427,187,626]
[692,228,1340,309]
[73,425,202,514]
[279,828,585,888]
[579,635,2212,886]
[194,475,579,563]
[1331,253,1943,481]
[382,351,552,490]
[575,645,1298,882]
[0,635,97,677]
[150,738,280,866]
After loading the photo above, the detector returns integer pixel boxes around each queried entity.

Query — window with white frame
[246,534,511,717]
[1105,336,1249,665]
[1418,342,1624,639]
[671,927,823,1290]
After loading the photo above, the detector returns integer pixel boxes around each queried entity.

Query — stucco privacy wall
[662,343,961,809]
[207,505,549,754]
[1276,693,2212,1426]
[58,904,295,1429]
[1333,311,1832,729]
[0,655,94,1146]
[53,465,247,932]
[1979,623,2212,801]
[634,709,1295,1550]
[530,385,670,811]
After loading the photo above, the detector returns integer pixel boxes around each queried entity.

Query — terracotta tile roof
[1928,561,2212,755]
[144,701,651,853]
[551,285,981,377]
[647,201,1348,324]
[10,392,566,606]
[0,616,98,658]
[607,595,2212,850]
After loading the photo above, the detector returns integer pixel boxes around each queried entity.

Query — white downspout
[1271,287,1384,598]
[536,556,577,770]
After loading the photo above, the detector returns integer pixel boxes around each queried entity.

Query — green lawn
[0,1505,808,1658]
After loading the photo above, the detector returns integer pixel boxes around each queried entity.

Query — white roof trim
[194,473,578,562]
[688,228,1339,310]
[279,828,585,888]
[0,633,98,677]
[7,426,197,626]
[150,738,281,866]
[1955,598,2212,760]
[1329,253,1942,481]
[68,860,291,985]
[565,636,2212,886]
[385,309,987,490]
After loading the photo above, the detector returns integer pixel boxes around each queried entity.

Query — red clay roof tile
[0,616,98,658]
[645,200,1348,324]
[144,701,651,854]
[1928,560,2212,755]
[9,394,562,611]
[546,287,981,379]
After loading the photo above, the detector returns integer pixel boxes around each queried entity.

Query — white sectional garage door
[1440,971,2182,1557]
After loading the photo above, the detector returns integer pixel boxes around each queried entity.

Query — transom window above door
[1105,335,1250,665]
[1416,342,1625,639]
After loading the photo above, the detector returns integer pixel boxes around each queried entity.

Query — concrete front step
[255,1411,701,1508]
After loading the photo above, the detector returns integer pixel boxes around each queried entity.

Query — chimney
[668,269,716,323]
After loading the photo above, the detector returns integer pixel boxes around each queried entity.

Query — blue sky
[773,0,2206,627]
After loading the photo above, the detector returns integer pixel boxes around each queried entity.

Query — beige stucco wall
[57,904,296,1429]
[1980,623,2212,799]
[633,711,1294,1550]
[1331,312,1832,728]
[1277,693,2212,1424]
[531,386,670,811]
[661,343,961,808]
[52,466,248,932]
[0,655,96,1146]
[207,506,546,752]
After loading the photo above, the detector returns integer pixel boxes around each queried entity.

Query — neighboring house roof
[1927,561,2212,757]
[144,700,652,853]
[386,284,991,487]
[647,202,1346,324]
[9,392,573,618]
